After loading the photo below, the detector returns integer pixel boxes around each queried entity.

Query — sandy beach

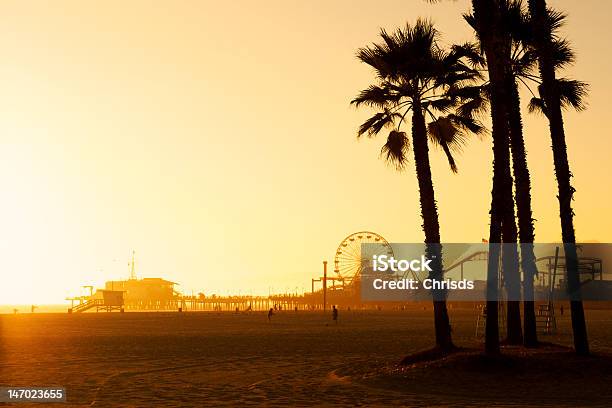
[2,308,612,407]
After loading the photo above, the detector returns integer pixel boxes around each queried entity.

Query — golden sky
[0,0,610,304]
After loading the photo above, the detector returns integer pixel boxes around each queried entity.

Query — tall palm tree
[460,1,584,347]
[527,0,589,355]
[351,20,484,351]
[508,3,587,347]
[506,29,539,346]
[463,0,537,346]
[468,0,516,355]
[451,83,523,347]
[428,0,515,357]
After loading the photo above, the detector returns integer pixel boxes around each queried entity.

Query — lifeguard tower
[68,289,125,313]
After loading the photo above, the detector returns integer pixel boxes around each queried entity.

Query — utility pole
[129,251,136,280]
[323,261,327,312]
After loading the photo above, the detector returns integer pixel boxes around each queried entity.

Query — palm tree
[463,0,537,346]
[351,20,484,351]
[428,0,515,357]
[467,0,516,354]
[500,3,536,345]
[506,3,587,348]
[527,0,589,354]
[432,0,535,353]
[506,39,539,346]
[460,1,585,348]
[430,0,588,354]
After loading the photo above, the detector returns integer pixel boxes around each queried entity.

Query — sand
[2,308,612,407]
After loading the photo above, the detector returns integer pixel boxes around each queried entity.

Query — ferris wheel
[334,231,394,285]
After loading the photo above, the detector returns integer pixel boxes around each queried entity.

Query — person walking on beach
[332,305,338,324]
[268,308,274,322]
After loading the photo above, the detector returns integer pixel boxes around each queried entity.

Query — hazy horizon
[1,0,611,304]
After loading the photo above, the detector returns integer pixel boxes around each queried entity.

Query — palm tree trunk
[472,0,514,355]
[494,2,522,347]
[508,77,539,347]
[501,192,523,345]
[411,100,454,351]
[528,0,589,355]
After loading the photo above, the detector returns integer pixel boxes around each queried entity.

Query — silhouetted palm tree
[430,0,525,354]
[508,3,587,347]
[459,2,585,348]
[467,2,539,346]
[504,5,538,346]
[351,20,484,351]
[467,0,516,354]
[428,0,513,357]
[463,0,537,346]
[428,0,588,354]
[527,0,589,355]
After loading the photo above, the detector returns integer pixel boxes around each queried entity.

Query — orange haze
[0,0,610,304]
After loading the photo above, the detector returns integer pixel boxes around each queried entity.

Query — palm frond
[425,97,455,113]
[441,142,458,173]
[505,0,532,45]
[512,49,538,78]
[447,113,486,137]
[457,97,487,119]
[529,78,589,116]
[447,84,483,100]
[527,97,547,116]
[557,78,589,111]
[357,110,402,138]
[463,11,478,36]
[446,84,489,119]
[550,38,575,70]
[427,117,466,173]
[381,130,410,170]
[451,42,486,69]
[545,7,568,38]
[351,84,400,109]
[356,46,392,80]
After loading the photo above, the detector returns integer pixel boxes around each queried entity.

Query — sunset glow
[0,0,610,305]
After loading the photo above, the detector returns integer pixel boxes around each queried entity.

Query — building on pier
[105,277,179,310]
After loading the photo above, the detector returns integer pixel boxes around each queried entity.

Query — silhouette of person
[268,308,274,322]
[332,305,338,324]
